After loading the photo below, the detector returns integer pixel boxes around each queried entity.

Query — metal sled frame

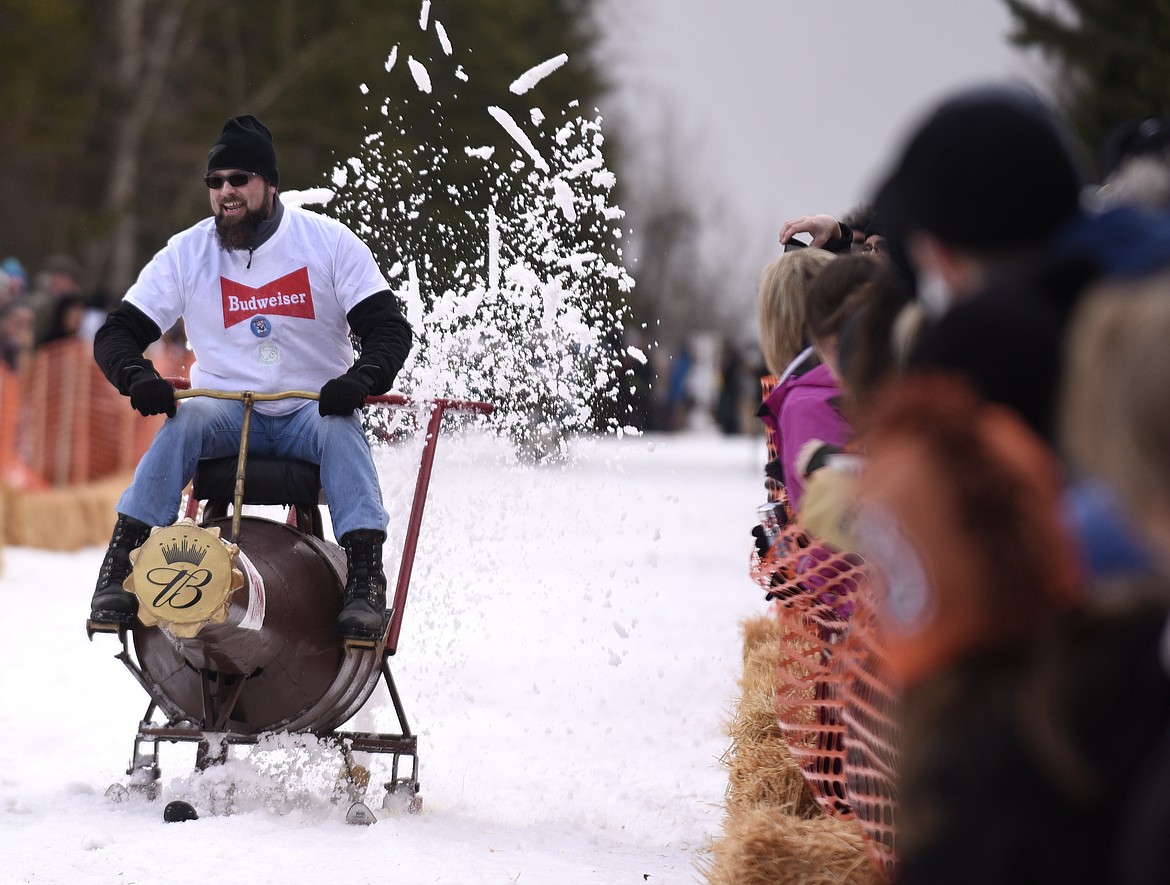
[97,389,493,806]
[112,636,423,805]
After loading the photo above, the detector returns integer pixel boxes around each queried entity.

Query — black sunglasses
[204,171,260,189]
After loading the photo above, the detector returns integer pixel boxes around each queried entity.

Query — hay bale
[75,474,130,536]
[701,807,880,885]
[730,637,789,748]
[774,616,832,724]
[3,485,89,549]
[3,474,128,550]
[742,613,782,664]
[727,734,818,817]
[724,634,818,819]
[706,610,887,885]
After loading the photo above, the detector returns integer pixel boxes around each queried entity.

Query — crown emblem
[160,537,209,566]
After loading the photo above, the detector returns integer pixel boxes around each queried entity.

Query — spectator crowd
[0,252,117,373]
[9,75,1170,884]
[0,252,190,382]
[746,82,1170,883]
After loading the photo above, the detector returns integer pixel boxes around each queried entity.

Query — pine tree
[1004,0,1170,170]
[0,0,609,295]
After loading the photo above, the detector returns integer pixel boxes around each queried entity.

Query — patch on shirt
[249,316,273,338]
[258,342,281,364]
[221,267,315,328]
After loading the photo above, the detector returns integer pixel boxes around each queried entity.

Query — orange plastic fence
[841,599,899,877]
[771,599,853,816]
[750,487,899,880]
[0,339,187,490]
[0,364,38,487]
[760,375,782,503]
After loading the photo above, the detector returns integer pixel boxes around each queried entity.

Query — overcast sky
[591,0,1049,332]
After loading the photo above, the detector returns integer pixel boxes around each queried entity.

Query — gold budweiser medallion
[125,518,244,637]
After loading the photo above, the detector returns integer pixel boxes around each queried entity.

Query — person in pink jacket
[755,248,834,505]
[757,354,850,511]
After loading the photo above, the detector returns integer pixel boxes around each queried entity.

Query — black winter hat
[207,114,279,187]
[874,85,1087,252]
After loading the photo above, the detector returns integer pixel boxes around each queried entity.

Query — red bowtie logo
[221,268,315,327]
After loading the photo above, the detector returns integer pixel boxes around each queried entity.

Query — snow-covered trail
[0,431,764,884]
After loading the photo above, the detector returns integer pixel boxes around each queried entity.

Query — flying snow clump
[327,5,634,461]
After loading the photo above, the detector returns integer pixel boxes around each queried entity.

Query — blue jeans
[117,398,388,540]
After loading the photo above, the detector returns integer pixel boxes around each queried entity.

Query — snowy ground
[0,430,765,884]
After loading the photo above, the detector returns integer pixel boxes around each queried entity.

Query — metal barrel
[130,517,384,735]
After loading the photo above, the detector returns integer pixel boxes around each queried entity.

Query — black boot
[337,530,388,640]
[88,514,153,625]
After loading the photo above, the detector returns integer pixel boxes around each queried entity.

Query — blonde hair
[757,248,836,376]
[1063,272,1170,528]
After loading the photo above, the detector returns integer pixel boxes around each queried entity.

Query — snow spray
[322,3,638,460]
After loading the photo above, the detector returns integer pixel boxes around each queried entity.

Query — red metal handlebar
[167,379,493,654]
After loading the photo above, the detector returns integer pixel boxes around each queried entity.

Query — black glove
[318,373,369,416]
[764,458,784,484]
[128,371,176,417]
[751,524,770,558]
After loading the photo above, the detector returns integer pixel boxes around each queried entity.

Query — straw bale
[707,603,889,885]
[701,807,880,885]
[2,473,128,550]
[741,613,782,664]
[729,637,786,744]
[724,630,819,818]
[726,735,818,817]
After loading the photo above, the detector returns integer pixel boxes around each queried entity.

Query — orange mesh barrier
[760,374,782,503]
[1,339,187,489]
[1,364,46,489]
[750,488,899,880]
[772,599,853,819]
[770,582,901,881]
[750,489,865,620]
[840,597,900,878]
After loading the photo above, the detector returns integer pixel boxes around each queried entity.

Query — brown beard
[214,191,272,251]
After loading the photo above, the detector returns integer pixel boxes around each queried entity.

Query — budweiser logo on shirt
[221,268,316,327]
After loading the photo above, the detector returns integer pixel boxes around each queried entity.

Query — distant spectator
[662,343,695,432]
[796,258,917,548]
[805,255,884,387]
[836,267,915,426]
[757,248,835,380]
[0,300,35,372]
[28,253,83,347]
[838,204,889,256]
[40,294,89,345]
[756,248,845,510]
[714,339,745,434]
[2,257,28,298]
[78,286,116,340]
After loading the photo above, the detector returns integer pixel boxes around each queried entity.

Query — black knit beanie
[874,85,1087,251]
[207,114,279,188]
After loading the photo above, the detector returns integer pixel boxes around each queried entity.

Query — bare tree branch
[95,0,192,292]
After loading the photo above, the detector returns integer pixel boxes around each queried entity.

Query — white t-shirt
[126,206,390,415]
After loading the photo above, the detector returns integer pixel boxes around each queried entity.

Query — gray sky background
[591,0,1050,334]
